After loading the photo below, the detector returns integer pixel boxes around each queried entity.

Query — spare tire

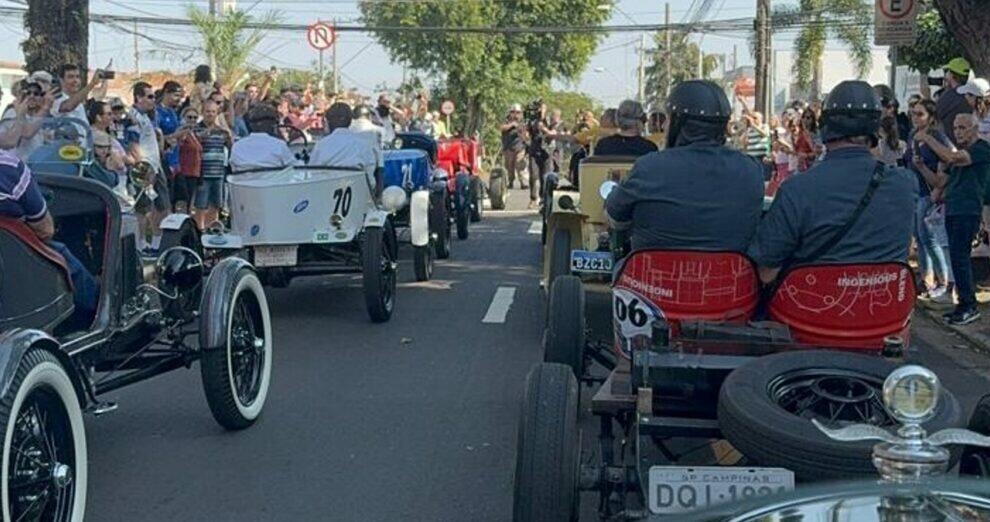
[718,350,962,482]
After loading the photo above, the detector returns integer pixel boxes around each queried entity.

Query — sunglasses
[24,90,43,97]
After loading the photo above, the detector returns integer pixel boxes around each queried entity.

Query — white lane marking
[482,286,517,324]
[527,221,542,234]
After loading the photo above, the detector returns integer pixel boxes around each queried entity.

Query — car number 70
[333,187,353,217]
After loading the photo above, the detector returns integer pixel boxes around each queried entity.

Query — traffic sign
[307,22,336,51]
[441,100,455,115]
[874,0,918,46]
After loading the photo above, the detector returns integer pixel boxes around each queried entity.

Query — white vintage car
[201,164,398,323]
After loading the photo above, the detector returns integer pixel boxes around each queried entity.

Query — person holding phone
[51,63,108,125]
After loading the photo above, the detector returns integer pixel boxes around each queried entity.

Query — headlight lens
[599,180,618,200]
[883,365,940,424]
[382,186,408,212]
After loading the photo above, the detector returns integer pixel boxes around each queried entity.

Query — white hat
[509,103,523,112]
[28,71,53,85]
[957,77,990,98]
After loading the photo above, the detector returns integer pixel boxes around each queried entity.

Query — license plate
[648,466,794,515]
[570,250,613,274]
[253,245,298,267]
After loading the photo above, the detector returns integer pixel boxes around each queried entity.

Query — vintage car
[200,159,398,323]
[437,137,485,238]
[0,171,273,522]
[387,132,454,280]
[518,177,979,519]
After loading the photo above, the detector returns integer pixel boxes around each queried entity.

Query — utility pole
[208,0,219,73]
[331,18,339,94]
[637,33,646,102]
[697,45,704,78]
[664,2,672,97]
[754,0,771,117]
[133,20,140,77]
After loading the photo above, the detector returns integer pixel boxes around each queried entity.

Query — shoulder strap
[796,161,887,265]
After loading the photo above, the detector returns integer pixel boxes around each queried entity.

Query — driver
[0,150,99,322]
[747,80,918,284]
[309,103,382,195]
[229,103,297,173]
[605,80,764,251]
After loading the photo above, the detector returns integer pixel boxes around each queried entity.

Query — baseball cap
[509,103,523,112]
[28,71,53,85]
[616,99,646,128]
[957,77,990,98]
[944,57,971,77]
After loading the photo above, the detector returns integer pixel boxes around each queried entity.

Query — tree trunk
[933,0,990,76]
[464,95,483,137]
[23,0,89,76]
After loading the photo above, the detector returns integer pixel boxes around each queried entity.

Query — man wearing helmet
[229,103,298,173]
[605,80,764,251]
[748,80,918,283]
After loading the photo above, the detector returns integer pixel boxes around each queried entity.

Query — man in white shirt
[309,103,382,194]
[229,103,298,173]
[51,64,107,125]
[124,81,167,251]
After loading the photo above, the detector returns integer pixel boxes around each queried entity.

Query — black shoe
[947,308,982,326]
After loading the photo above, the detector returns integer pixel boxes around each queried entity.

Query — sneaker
[930,289,955,306]
[947,308,982,326]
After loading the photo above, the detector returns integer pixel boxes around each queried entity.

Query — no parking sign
[874,0,918,45]
[307,22,336,51]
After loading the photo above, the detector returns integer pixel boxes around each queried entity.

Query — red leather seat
[768,263,915,351]
[614,250,760,325]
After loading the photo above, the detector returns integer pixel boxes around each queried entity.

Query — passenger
[593,100,658,157]
[0,150,99,322]
[748,80,918,284]
[229,103,297,173]
[309,103,382,194]
[604,80,764,251]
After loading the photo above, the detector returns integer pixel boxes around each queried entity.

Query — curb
[917,305,990,353]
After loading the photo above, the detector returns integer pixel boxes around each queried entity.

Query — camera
[524,98,543,123]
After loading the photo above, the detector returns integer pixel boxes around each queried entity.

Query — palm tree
[187,6,280,89]
[769,0,872,99]
[23,0,89,75]
[644,32,721,108]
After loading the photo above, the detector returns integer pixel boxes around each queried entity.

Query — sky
[0,0,891,107]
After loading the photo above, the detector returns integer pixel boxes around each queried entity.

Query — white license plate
[648,466,794,515]
[570,250,613,274]
[253,245,298,267]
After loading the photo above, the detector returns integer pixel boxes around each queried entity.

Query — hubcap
[769,369,894,426]
[230,293,265,407]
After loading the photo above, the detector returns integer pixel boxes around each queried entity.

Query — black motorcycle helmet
[664,79,731,148]
[820,80,882,145]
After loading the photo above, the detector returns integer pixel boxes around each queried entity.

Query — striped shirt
[745,125,770,157]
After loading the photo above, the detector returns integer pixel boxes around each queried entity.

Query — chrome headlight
[599,180,618,200]
[883,365,940,424]
[382,186,408,212]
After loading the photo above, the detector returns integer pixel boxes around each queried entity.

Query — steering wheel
[277,124,311,164]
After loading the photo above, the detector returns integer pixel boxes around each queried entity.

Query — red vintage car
[436,137,486,239]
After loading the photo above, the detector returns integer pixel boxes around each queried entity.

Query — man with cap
[310,102,382,195]
[593,99,657,157]
[605,80,763,251]
[748,80,918,284]
[500,103,527,189]
[937,58,973,146]
[229,103,298,173]
[957,77,990,141]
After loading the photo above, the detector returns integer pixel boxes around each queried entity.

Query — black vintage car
[0,173,273,522]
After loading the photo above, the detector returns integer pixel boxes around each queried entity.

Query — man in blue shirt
[0,151,99,321]
[748,80,918,283]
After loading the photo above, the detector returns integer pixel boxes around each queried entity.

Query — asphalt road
[85,187,990,521]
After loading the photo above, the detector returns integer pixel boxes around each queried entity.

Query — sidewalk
[916,286,990,353]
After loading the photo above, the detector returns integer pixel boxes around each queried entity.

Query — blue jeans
[47,241,99,318]
[945,214,981,310]
[915,197,951,286]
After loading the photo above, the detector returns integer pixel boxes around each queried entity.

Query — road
[86,187,990,521]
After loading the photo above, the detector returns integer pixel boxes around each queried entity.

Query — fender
[0,329,88,406]
[198,257,254,351]
[160,213,195,231]
[409,190,430,247]
[363,209,390,229]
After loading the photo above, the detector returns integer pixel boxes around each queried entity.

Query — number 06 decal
[612,287,663,358]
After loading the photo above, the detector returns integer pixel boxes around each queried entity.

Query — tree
[359,0,609,140]
[768,0,872,98]
[898,5,964,74]
[932,0,990,76]
[22,0,89,76]
[187,6,280,89]
[644,32,721,108]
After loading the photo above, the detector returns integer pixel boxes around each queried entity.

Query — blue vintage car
[382,133,452,281]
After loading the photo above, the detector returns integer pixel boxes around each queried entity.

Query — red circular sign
[878,0,915,20]
[441,100,455,115]
[307,22,336,51]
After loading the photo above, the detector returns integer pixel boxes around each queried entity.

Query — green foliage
[768,0,873,91]
[644,32,721,108]
[897,5,964,73]
[187,7,281,89]
[359,0,609,145]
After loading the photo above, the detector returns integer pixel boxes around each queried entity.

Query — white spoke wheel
[1,349,86,522]
[201,269,273,430]
[362,223,397,323]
